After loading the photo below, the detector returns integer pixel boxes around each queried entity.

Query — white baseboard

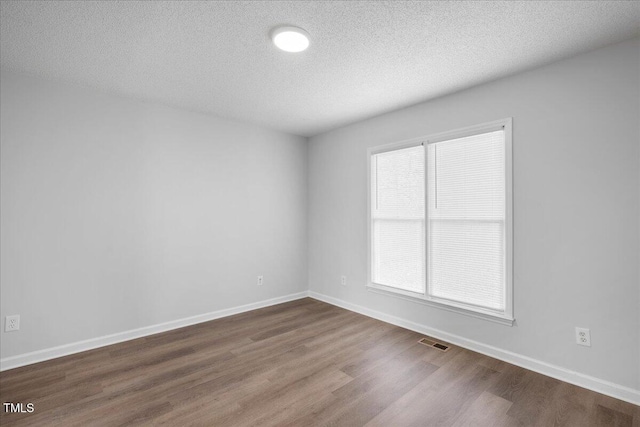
[3,289,638,406]
[0,291,310,372]
[308,291,640,406]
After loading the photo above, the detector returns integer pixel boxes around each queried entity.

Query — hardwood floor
[1,298,638,426]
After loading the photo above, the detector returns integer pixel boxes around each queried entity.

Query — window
[371,144,425,293]
[368,119,513,324]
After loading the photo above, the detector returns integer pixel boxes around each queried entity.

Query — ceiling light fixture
[271,26,310,53]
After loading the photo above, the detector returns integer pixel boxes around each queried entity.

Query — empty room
[0,1,639,425]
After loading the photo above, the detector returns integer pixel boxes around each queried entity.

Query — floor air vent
[418,337,450,352]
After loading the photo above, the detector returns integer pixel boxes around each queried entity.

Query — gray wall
[308,38,640,389]
[0,70,308,359]
[1,37,638,392]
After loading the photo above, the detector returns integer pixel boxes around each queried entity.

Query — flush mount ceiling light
[271,26,310,52]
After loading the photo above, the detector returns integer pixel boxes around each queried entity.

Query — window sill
[366,283,514,326]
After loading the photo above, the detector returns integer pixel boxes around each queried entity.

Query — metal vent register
[418,337,450,352]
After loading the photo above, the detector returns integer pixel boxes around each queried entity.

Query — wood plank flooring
[1,298,638,426]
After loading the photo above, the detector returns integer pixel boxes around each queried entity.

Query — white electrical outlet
[257,275,263,286]
[575,327,591,347]
[341,276,347,286]
[5,315,20,332]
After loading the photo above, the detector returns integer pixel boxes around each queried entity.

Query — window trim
[367,118,514,325]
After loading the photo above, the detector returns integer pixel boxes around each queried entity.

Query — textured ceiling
[1,1,639,137]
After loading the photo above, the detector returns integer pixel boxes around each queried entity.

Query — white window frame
[367,118,514,326]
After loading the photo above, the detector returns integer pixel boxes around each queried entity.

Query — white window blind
[427,130,506,311]
[371,145,425,293]
[368,120,512,323]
